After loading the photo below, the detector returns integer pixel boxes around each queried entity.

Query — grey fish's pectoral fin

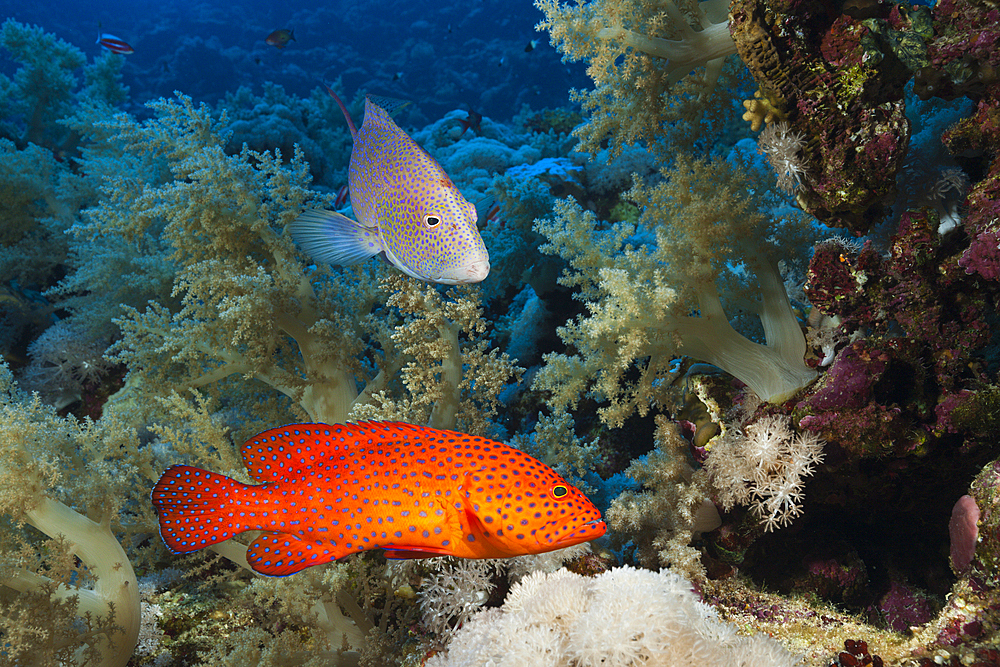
[474,195,496,225]
[289,209,382,266]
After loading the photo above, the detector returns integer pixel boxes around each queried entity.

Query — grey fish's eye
[423,214,441,228]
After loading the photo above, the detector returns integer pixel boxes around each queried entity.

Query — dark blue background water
[1,0,589,120]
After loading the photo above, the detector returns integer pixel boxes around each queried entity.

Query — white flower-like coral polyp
[706,414,826,531]
[757,121,809,195]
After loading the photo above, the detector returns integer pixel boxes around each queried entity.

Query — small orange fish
[457,107,482,137]
[151,422,606,576]
[265,28,295,49]
[96,31,133,55]
[334,183,349,208]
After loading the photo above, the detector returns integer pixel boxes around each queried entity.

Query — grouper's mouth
[545,518,607,547]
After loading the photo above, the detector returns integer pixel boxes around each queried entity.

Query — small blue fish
[290,90,490,284]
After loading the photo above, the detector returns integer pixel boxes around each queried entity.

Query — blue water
[0,0,589,120]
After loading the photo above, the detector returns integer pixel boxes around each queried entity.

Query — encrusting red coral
[828,638,883,667]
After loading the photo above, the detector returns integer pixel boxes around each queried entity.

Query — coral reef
[533,153,818,416]
[528,0,1000,662]
[0,365,142,666]
[0,20,127,152]
[418,560,497,639]
[536,0,739,159]
[5,0,1000,663]
[729,0,919,232]
[217,83,352,189]
[0,79,527,666]
[799,208,995,457]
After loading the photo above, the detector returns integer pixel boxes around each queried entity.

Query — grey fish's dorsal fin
[365,94,412,120]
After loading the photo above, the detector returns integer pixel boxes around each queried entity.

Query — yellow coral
[605,415,715,578]
[742,89,787,131]
[0,367,141,666]
[348,273,523,434]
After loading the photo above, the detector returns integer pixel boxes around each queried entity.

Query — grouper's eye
[423,214,441,228]
[551,485,568,499]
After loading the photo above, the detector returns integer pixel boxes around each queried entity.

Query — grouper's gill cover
[290,95,490,285]
[151,421,606,576]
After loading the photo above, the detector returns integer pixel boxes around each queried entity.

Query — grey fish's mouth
[457,259,490,284]
[430,259,490,285]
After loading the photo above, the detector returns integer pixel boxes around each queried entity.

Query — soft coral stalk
[667,255,817,404]
[0,367,140,666]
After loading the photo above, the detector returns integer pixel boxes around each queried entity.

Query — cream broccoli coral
[533,154,817,419]
[427,565,798,666]
[71,94,516,433]
[535,0,739,159]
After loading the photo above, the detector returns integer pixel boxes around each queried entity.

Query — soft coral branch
[674,258,816,403]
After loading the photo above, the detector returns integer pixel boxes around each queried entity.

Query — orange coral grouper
[151,421,606,576]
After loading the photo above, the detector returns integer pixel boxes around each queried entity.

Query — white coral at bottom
[427,566,798,667]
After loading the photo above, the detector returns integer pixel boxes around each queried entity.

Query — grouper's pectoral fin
[379,506,485,559]
[380,545,455,559]
[247,532,351,577]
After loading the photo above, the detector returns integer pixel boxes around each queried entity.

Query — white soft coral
[419,559,497,639]
[706,414,825,531]
[427,566,798,667]
[20,320,110,409]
